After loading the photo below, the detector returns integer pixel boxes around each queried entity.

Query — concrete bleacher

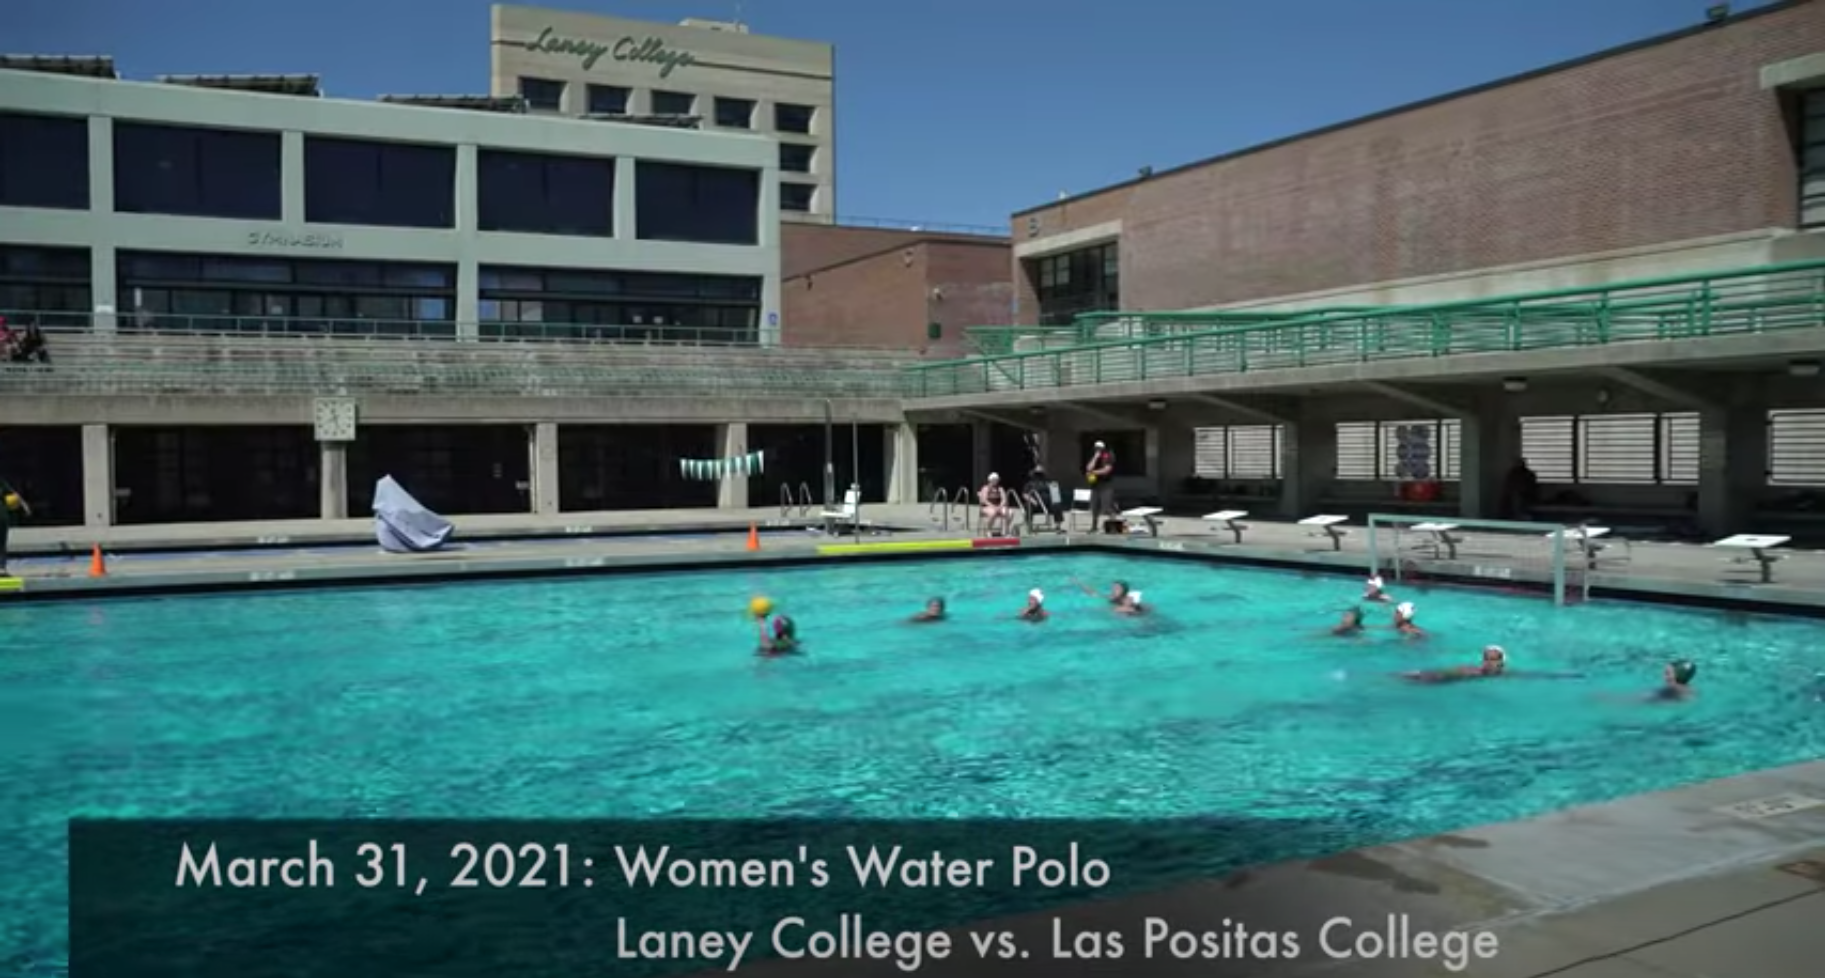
[0,329,916,400]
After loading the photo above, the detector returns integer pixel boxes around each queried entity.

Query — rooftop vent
[158,74,322,97]
[0,54,118,78]
[378,94,529,114]
[680,18,748,33]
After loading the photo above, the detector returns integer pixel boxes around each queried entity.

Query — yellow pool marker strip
[817,538,975,556]
[0,577,24,593]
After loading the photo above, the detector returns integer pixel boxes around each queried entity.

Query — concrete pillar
[1153,419,1198,507]
[717,422,750,509]
[532,422,561,516]
[280,131,305,223]
[80,424,112,530]
[1698,405,1765,537]
[613,156,637,240]
[319,442,349,520]
[970,421,992,485]
[886,422,919,504]
[1457,407,1518,521]
[455,145,480,340]
[1280,417,1335,518]
[87,117,118,332]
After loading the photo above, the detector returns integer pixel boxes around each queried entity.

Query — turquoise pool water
[5,552,1825,970]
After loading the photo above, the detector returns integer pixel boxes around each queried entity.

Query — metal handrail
[904,259,1825,397]
[779,483,795,519]
[929,487,952,530]
[795,483,814,518]
[954,485,974,533]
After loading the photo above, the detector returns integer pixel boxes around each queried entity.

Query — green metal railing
[909,260,1825,398]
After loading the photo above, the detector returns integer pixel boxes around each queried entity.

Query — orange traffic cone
[746,524,760,552]
[89,544,107,578]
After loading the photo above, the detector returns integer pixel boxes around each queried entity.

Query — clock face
[313,398,357,441]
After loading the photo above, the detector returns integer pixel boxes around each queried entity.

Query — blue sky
[12,0,1776,230]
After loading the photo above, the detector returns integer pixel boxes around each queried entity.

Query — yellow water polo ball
[2,493,19,511]
[1086,475,1098,486]
[749,596,773,618]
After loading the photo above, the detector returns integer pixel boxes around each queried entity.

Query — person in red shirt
[1085,440,1116,521]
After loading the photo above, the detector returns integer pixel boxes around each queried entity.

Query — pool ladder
[778,482,814,519]
[929,486,975,533]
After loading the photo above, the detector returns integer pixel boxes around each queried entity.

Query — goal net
[1365,513,1577,606]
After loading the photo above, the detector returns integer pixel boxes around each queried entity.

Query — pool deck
[8,508,1823,975]
[8,505,1825,610]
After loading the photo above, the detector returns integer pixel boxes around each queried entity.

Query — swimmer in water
[1392,601,1424,638]
[1114,589,1146,616]
[1017,588,1049,622]
[910,597,947,623]
[1332,607,1366,636]
[757,614,800,656]
[1075,578,1131,607]
[1363,574,1392,603]
[1403,645,1507,684]
[1649,660,1697,702]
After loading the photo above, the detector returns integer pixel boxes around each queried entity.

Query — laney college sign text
[514,27,696,78]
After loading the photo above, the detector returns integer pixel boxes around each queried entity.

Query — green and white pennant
[678,450,767,481]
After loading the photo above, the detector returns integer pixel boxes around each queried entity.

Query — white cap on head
[1128,590,1143,606]
[1366,575,1383,589]
[1397,602,1415,618]
[1485,645,1507,661]
[1029,588,1044,602]
[1094,440,1106,448]
[988,472,1000,481]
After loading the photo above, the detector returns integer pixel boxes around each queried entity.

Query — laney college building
[489,3,837,223]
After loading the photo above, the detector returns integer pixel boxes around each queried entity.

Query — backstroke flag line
[678,450,766,480]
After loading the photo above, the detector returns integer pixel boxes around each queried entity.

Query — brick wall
[781,239,1011,352]
[1008,1,1825,315]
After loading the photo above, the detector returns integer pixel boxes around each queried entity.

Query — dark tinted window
[586,85,629,115]
[713,98,754,128]
[478,149,614,237]
[0,112,90,210]
[113,122,281,220]
[779,143,814,173]
[519,77,565,111]
[635,162,759,245]
[780,182,814,213]
[652,91,696,116]
[304,137,456,229]
[774,103,814,134]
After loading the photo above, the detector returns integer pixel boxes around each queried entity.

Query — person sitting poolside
[1114,590,1146,616]
[1402,645,1507,684]
[757,614,801,656]
[978,473,1013,536]
[1332,607,1366,636]
[1392,601,1424,638]
[1363,575,1392,603]
[910,597,947,623]
[1649,660,1698,702]
[1017,589,1048,622]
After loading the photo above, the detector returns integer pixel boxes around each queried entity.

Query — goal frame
[1365,513,1573,606]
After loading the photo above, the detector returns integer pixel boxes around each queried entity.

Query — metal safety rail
[0,329,915,399]
[908,259,1825,397]
[928,487,976,533]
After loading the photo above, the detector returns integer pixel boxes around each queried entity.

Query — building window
[1332,420,1463,481]
[1518,413,1698,485]
[477,149,614,237]
[519,77,565,112]
[779,181,814,213]
[0,112,90,211]
[652,91,696,116]
[303,137,455,229]
[1770,409,1825,485]
[0,244,92,328]
[713,97,755,129]
[116,252,456,336]
[779,143,814,173]
[477,265,762,343]
[1193,426,1283,479]
[1801,89,1824,229]
[774,103,814,134]
[634,161,759,245]
[1031,242,1118,326]
[112,122,281,220]
[586,84,630,115]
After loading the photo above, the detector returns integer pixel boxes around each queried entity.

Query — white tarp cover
[373,475,454,553]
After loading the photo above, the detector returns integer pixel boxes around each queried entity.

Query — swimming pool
[5,551,1825,970]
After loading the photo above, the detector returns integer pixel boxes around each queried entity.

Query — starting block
[1300,514,1350,551]
[1203,510,1250,545]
